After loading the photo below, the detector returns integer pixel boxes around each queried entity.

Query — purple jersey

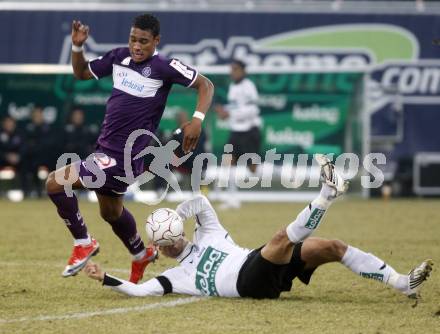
[88,48,198,155]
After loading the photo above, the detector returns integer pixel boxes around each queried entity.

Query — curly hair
[132,13,160,36]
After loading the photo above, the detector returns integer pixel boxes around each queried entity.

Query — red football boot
[129,246,159,283]
[62,238,100,277]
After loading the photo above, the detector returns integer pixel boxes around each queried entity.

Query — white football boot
[315,154,349,197]
[405,259,434,299]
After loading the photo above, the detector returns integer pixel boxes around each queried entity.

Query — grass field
[0,198,439,333]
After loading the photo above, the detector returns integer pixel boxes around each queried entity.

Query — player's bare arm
[71,20,94,80]
[182,74,214,153]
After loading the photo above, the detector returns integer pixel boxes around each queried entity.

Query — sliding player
[85,155,433,300]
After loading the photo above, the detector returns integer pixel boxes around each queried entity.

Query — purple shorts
[75,145,144,197]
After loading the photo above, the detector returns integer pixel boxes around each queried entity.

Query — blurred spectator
[21,106,55,198]
[0,116,22,170]
[63,108,97,158]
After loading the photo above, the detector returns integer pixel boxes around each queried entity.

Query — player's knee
[326,239,347,260]
[45,171,61,194]
[270,229,290,246]
[100,207,122,223]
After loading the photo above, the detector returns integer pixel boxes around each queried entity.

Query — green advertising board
[0,71,363,158]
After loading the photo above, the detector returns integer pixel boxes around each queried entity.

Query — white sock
[133,248,146,261]
[74,234,91,246]
[341,246,408,292]
[286,184,334,243]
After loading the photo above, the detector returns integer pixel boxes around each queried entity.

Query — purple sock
[107,207,145,256]
[48,192,88,240]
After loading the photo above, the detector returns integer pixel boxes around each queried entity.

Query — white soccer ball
[145,208,184,246]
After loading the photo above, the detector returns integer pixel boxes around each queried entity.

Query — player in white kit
[214,59,262,209]
[85,155,433,300]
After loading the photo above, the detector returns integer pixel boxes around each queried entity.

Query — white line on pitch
[0,297,203,324]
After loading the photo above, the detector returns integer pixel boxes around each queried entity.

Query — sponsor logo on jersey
[305,208,326,230]
[169,59,195,80]
[121,77,145,93]
[112,64,163,98]
[195,246,228,296]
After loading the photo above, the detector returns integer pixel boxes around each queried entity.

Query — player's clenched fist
[71,20,89,47]
[182,119,202,153]
[84,261,104,281]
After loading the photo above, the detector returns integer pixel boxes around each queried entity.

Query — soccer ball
[145,208,184,246]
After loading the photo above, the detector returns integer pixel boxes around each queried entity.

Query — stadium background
[1,2,440,333]
[2,0,440,200]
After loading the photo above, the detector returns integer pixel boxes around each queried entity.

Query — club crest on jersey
[142,66,151,78]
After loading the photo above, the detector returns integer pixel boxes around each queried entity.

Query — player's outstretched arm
[84,262,164,297]
[71,20,94,80]
[182,74,214,153]
[175,194,213,221]
[175,194,227,235]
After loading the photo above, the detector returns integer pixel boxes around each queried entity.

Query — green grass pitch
[1,198,439,333]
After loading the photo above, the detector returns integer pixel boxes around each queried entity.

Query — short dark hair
[231,59,246,70]
[133,13,160,36]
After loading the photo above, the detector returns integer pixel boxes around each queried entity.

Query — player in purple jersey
[45,14,214,283]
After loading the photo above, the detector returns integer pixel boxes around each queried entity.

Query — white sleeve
[102,274,164,297]
[161,267,201,296]
[245,80,259,104]
[175,194,225,234]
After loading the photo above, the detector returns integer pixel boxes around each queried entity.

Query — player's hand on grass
[84,261,104,282]
[182,119,202,153]
[72,20,89,47]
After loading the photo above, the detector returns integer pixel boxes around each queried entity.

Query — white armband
[72,44,84,53]
[193,111,205,122]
